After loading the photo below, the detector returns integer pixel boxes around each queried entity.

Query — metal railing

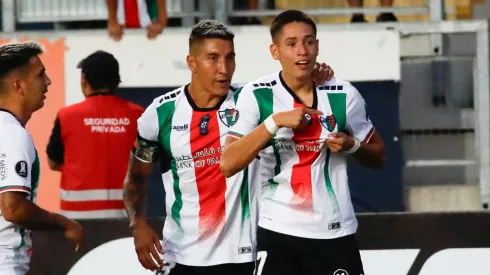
[214,0,446,23]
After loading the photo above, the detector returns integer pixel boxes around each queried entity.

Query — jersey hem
[258,220,357,240]
[164,256,254,267]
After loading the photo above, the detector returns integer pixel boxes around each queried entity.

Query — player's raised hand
[147,22,165,40]
[324,132,355,153]
[311,62,334,85]
[108,20,124,41]
[132,220,164,271]
[272,107,323,130]
[63,219,83,252]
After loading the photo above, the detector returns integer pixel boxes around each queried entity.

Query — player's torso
[156,85,256,265]
[252,73,357,239]
[0,111,40,267]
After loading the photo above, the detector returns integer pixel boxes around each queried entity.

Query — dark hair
[189,20,235,49]
[0,41,43,78]
[270,10,317,39]
[77,50,121,91]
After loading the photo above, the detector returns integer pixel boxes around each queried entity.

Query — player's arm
[325,85,386,168]
[124,103,164,271]
[46,115,63,171]
[221,86,322,177]
[0,133,82,250]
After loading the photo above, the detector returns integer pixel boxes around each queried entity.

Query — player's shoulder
[317,76,358,94]
[0,124,33,152]
[239,72,280,95]
[148,86,185,110]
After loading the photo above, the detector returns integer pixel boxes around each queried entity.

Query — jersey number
[254,251,268,275]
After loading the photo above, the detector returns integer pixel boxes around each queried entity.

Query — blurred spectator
[46,51,144,219]
[347,0,398,22]
[229,0,263,25]
[106,0,168,41]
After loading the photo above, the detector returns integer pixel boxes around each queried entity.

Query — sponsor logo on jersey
[0,152,7,180]
[238,246,252,254]
[15,160,28,178]
[200,114,210,136]
[172,124,189,131]
[328,222,341,230]
[219,108,239,127]
[320,114,337,132]
[333,269,349,275]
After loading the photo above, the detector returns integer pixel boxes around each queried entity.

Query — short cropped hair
[0,41,43,78]
[189,20,235,49]
[77,50,121,91]
[270,10,317,40]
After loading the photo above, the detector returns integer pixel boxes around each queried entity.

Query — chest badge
[219,108,239,127]
[320,114,337,132]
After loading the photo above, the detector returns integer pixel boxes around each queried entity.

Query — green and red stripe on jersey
[190,110,227,241]
[289,101,322,212]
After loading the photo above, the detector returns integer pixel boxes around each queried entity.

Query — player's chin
[213,83,231,96]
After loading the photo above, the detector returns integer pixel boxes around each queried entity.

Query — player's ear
[270,43,279,60]
[186,54,197,73]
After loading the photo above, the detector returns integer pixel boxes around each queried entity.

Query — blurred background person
[46,50,144,219]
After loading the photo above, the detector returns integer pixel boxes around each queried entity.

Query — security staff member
[47,50,144,219]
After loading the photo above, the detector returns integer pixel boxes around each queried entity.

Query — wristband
[345,138,361,154]
[264,116,279,134]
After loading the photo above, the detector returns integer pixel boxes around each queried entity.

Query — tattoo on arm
[123,153,153,228]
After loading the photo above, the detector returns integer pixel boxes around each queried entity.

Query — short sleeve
[137,100,160,142]
[345,84,375,143]
[0,128,34,195]
[228,83,261,139]
[133,99,162,163]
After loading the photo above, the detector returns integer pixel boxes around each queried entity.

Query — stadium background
[1,0,490,274]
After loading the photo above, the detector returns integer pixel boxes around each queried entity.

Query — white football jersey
[137,84,259,266]
[229,72,374,239]
[0,110,40,272]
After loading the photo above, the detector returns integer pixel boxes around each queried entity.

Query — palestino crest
[320,114,337,132]
[219,108,239,127]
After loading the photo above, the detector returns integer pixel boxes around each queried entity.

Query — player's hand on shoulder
[63,219,84,252]
[273,107,323,130]
[324,132,355,153]
[131,219,164,271]
[312,62,334,85]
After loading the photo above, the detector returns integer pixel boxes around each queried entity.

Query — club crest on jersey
[219,108,239,127]
[320,114,337,132]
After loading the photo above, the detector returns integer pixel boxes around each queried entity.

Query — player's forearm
[353,142,386,169]
[123,171,147,230]
[2,198,68,231]
[221,124,272,177]
[106,0,118,22]
[155,0,167,24]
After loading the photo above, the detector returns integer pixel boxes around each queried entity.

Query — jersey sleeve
[228,83,261,139]
[133,99,161,163]
[345,84,375,143]
[0,128,34,195]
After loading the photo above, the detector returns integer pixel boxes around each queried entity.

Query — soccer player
[0,42,83,275]
[220,10,387,275]
[123,20,333,274]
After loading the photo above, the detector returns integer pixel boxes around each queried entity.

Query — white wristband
[345,138,361,154]
[264,116,279,135]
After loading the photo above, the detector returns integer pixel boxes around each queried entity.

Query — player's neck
[0,100,31,126]
[188,82,224,109]
[281,71,313,96]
